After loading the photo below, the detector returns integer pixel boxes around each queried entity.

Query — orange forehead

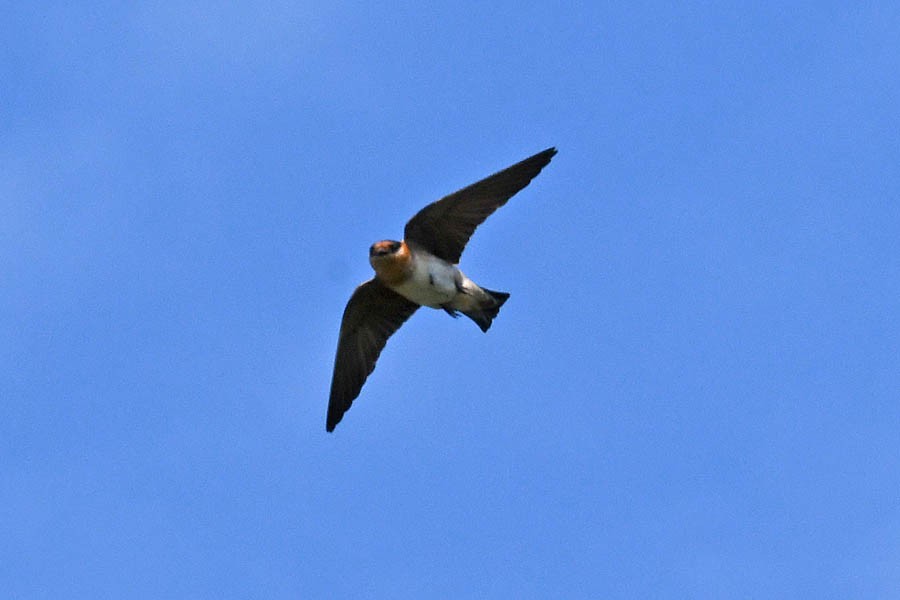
[372,241,395,251]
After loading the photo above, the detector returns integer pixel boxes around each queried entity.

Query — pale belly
[390,255,460,308]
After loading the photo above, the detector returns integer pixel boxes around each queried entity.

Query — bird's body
[371,240,500,319]
[389,247,459,307]
[327,147,557,431]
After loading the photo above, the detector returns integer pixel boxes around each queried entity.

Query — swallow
[326,147,557,431]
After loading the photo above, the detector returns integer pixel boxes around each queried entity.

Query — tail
[462,288,510,333]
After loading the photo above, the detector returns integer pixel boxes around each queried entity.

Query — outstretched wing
[327,279,419,431]
[404,147,557,264]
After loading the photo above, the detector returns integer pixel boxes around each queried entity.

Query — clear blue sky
[3,3,899,598]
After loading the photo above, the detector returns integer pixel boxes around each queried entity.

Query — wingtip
[528,147,557,175]
[326,405,341,432]
[326,414,340,432]
[530,147,558,168]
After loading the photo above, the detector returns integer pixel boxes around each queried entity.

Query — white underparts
[390,253,483,310]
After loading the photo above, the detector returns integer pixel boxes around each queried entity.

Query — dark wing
[326,279,419,431]
[404,147,557,264]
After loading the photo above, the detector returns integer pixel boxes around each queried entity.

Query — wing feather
[326,279,419,431]
[404,148,557,263]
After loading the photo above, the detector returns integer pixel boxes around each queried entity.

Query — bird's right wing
[327,279,419,432]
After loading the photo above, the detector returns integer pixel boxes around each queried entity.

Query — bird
[326,147,557,431]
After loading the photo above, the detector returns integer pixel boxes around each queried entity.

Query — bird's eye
[390,242,401,252]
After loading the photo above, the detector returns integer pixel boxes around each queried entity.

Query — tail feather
[462,288,510,332]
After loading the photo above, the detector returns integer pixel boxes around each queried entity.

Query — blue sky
[3,2,899,598]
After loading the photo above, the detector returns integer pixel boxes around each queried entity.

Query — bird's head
[368,240,411,282]
[369,240,403,258]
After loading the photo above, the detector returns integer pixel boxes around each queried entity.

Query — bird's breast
[389,252,459,308]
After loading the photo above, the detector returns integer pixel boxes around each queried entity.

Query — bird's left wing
[327,279,419,431]
[404,147,557,264]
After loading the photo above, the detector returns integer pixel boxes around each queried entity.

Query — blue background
[3,3,899,598]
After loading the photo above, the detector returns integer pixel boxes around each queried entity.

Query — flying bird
[326,147,557,431]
